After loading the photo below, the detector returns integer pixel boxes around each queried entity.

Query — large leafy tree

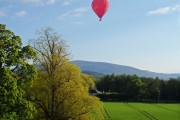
[0,24,37,120]
[31,28,105,120]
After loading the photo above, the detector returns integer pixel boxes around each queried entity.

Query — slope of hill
[82,70,104,78]
[72,60,180,80]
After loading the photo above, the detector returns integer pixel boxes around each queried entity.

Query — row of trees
[0,24,105,120]
[96,74,180,102]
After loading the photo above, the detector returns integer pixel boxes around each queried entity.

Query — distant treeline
[96,74,180,103]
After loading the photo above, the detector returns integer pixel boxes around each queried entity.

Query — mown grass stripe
[124,103,159,120]
[104,102,180,120]
[153,104,180,114]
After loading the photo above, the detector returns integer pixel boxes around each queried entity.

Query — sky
[0,0,180,73]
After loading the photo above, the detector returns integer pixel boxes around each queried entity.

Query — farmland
[104,102,180,120]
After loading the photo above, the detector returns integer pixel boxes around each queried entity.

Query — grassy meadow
[104,102,180,120]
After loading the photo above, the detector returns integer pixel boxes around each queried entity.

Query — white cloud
[2,0,74,7]
[62,0,72,6]
[15,10,27,17]
[58,7,89,20]
[72,7,89,17]
[0,11,6,17]
[148,5,180,16]
[19,0,56,6]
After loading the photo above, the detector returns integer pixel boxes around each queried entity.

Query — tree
[125,75,144,100]
[144,78,160,101]
[0,24,37,119]
[165,79,179,101]
[31,28,105,120]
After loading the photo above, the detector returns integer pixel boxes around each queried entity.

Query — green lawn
[104,102,180,120]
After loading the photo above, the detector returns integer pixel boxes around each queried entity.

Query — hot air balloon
[91,0,109,21]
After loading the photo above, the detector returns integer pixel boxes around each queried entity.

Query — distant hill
[72,60,180,80]
[82,70,104,78]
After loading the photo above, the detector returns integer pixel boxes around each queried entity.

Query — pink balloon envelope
[91,0,109,21]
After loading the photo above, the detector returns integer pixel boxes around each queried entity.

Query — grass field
[104,102,180,120]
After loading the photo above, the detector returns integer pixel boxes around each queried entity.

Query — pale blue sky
[1,0,180,73]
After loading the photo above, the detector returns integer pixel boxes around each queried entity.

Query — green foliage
[0,24,37,119]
